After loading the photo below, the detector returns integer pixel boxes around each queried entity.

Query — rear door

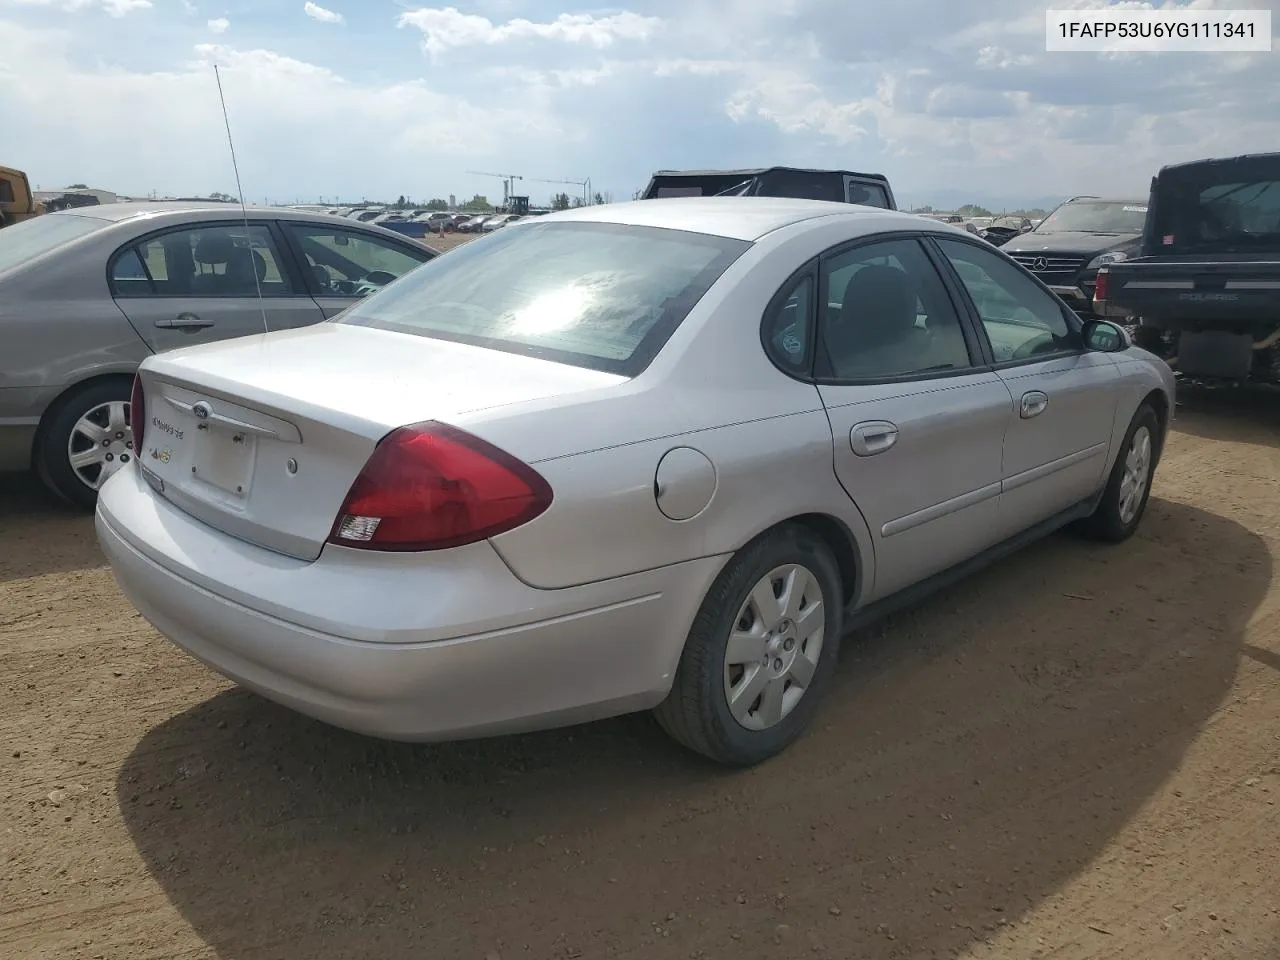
[809,234,1012,601]
[109,220,324,353]
[932,236,1121,539]
[278,221,436,319]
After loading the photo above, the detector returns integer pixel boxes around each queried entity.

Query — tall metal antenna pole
[213,64,269,335]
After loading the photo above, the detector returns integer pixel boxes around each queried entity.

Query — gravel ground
[1,386,1278,960]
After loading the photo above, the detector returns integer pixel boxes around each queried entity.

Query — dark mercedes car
[1001,196,1148,318]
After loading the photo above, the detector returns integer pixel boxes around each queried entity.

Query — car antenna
[213,63,270,337]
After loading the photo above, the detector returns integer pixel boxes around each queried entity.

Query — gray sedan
[0,202,437,506]
[96,198,1174,765]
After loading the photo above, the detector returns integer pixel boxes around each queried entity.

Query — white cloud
[3,0,150,15]
[397,6,661,56]
[1,0,1277,208]
[302,1,343,25]
[206,16,228,34]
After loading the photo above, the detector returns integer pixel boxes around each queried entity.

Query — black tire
[1080,403,1162,543]
[654,524,844,766]
[36,378,135,509]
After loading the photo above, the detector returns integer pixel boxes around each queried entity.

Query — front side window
[286,224,432,298]
[935,237,1078,363]
[817,237,973,381]
[112,223,293,298]
[337,221,750,375]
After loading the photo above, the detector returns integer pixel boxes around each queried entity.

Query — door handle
[155,312,214,330]
[850,420,899,457]
[1019,391,1049,419]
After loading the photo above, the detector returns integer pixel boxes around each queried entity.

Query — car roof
[528,197,925,241]
[46,200,371,227]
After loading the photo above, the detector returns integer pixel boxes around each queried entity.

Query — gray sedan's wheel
[655,525,843,766]
[1080,403,1161,543]
[36,378,136,509]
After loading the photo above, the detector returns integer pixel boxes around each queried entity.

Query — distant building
[448,194,456,209]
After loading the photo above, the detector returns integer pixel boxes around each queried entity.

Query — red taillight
[327,422,553,552]
[129,374,145,455]
[1094,268,1109,303]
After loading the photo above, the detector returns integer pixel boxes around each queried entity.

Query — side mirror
[1082,318,1127,352]
[1020,224,1033,233]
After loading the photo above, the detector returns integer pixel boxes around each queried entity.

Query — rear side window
[338,221,751,375]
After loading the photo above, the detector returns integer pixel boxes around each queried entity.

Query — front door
[278,221,436,319]
[814,236,1012,601]
[933,237,1122,538]
[109,221,325,353]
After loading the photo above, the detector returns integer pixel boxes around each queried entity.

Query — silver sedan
[95,198,1174,766]
[0,202,436,506]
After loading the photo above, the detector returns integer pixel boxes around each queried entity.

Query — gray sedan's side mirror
[1082,318,1127,352]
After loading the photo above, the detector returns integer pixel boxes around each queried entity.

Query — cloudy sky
[1,0,1276,209]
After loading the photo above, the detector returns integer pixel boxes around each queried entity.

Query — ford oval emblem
[192,401,212,420]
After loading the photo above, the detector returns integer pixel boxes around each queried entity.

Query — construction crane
[527,176,592,207]
[466,170,523,209]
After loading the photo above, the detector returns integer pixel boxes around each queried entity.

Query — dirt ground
[2,387,1278,960]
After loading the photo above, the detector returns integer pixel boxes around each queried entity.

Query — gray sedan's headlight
[1087,250,1130,270]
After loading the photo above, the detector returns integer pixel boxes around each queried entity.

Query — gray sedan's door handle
[155,312,214,330]
[850,420,899,457]
[1020,390,1049,419]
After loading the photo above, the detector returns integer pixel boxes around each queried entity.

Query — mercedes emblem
[1031,257,1049,271]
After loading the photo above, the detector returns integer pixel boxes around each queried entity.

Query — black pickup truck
[1093,152,1280,384]
[640,166,897,210]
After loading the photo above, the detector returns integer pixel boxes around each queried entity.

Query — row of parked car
[311,206,534,239]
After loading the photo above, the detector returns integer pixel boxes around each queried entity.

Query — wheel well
[786,513,862,607]
[30,373,135,461]
[1142,387,1170,451]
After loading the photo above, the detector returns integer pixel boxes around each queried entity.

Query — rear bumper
[95,466,727,741]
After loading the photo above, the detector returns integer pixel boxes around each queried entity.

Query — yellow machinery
[0,166,45,227]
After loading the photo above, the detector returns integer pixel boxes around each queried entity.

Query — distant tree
[571,196,585,208]
[67,183,88,189]
[593,192,605,206]
[911,204,936,214]
[425,198,449,211]
[551,192,571,211]
[396,194,407,208]
[460,194,491,211]
[208,191,236,202]
[956,203,993,218]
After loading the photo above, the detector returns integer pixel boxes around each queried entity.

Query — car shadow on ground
[1172,383,1280,447]
[117,498,1269,960]
[0,474,102,583]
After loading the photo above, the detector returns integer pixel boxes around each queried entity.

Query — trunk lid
[134,323,625,560]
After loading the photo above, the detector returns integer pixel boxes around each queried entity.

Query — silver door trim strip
[1125,280,1194,289]
[1003,442,1107,493]
[1226,280,1280,290]
[881,481,1001,538]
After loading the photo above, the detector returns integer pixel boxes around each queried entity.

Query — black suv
[640,166,896,210]
[1001,195,1148,317]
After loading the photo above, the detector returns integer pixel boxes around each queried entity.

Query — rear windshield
[1034,201,1147,235]
[1153,172,1280,253]
[0,213,105,275]
[337,221,750,375]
